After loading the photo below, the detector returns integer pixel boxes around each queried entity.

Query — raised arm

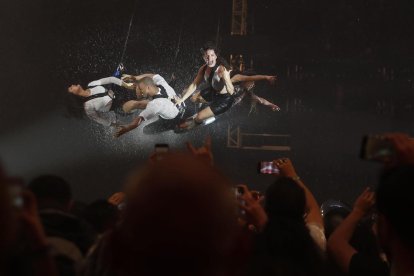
[221,67,235,95]
[176,65,206,105]
[88,76,122,87]
[327,188,375,273]
[231,74,277,84]
[274,158,324,227]
[87,76,134,90]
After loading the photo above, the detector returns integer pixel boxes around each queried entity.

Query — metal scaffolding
[231,0,248,36]
[227,125,291,151]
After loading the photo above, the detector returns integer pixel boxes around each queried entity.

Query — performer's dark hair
[64,92,86,119]
[200,41,220,57]
[200,42,232,70]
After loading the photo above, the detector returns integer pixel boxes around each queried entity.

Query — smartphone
[154,143,169,153]
[360,135,395,162]
[233,186,246,216]
[258,161,279,174]
[8,177,24,209]
[233,186,244,197]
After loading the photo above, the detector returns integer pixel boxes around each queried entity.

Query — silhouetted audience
[377,165,414,276]
[374,133,414,276]
[81,153,244,276]
[28,175,96,276]
[81,199,119,235]
[0,167,59,276]
[3,132,414,276]
[243,158,327,276]
[28,175,96,255]
[328,188,389,276]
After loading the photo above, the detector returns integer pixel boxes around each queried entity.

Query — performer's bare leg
[179,106,215,129]
[250,92,280,111]
[195,107,215,122]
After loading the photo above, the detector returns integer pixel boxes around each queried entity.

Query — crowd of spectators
[1,133,413,276]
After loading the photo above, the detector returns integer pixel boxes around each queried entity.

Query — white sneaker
[203,117,216,125]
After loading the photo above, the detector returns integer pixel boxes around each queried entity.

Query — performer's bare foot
[271,104,281,111]
[175,118,197,132]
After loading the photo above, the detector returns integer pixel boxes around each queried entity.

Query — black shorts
[199,88,213,102]
[110,87,137,114]
[209,93,235,116]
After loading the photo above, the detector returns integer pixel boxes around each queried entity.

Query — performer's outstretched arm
[115,116,143,137]
[176,65,205,105]
[231,74,277,84]
[121,99,150,113]
[87,76,133,90]
[122,73,155,82]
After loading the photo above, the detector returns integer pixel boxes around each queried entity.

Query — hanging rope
[215,18,220,49]
[119,0,138,65]
[112,0,138,78]
[174,19,184,63]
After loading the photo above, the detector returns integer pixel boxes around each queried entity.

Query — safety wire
[119,0,138,65]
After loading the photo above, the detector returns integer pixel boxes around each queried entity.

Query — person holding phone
[240,158,326,276]
[374,133,414,276]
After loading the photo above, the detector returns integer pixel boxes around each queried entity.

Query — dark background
[1,0,413,204]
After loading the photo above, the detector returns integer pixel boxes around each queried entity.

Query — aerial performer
[67,76,148,127]
[114,74,185,137]
[175,42,235,130]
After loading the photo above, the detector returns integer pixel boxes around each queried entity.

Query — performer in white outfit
[67,76,147,126]
[115,74,185,137]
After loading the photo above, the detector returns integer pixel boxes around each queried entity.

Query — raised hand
[237,184,268,231]
[273,158,297,178]
[266,75,277,85]
[353,187,375,216]
[108,192,126,207]
[186,136,213,165]
[121,74,135,82]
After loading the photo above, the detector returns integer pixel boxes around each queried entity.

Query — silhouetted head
[108,153,242,275]
[82,199,119,234]
[265,177,306,221]
[376,165,414,254]
[28,175,72,211]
